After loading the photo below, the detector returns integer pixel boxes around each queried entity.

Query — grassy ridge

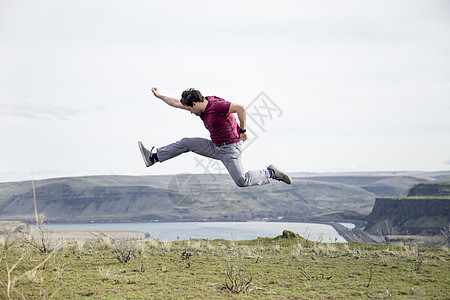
[1,236,449,299]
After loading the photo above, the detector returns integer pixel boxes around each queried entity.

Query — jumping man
[138,87,292,187]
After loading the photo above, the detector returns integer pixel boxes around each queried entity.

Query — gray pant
[157,137,271,187]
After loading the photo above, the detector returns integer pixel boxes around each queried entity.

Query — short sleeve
[209,96,230,113]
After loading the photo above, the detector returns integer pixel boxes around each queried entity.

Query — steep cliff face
[366,183,450,235]
[407,182,450,197]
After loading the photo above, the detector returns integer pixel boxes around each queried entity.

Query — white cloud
[0,99,92,120]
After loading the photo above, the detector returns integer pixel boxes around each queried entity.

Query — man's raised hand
[151,87,161,98]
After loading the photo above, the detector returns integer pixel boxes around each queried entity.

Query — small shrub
[91,232,115,250]
[401,245,418,259]
[112,240,140,264]
[291,242,303,258]
[223,256,253,294]
[97,266,113,281]
[0,230,18,250]
[53,264,65,280]
[377,254,392,266]
[22,220,54,253]
[148,240,159,249]
[74,240,86,252]
[205,240,215,251]
[189,241,202,251]
[271,243,281,252]
[24,269,42,283]
[161,241,171,252]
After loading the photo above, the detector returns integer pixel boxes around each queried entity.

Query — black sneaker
[138,141,155,167]
[268,164,292,184]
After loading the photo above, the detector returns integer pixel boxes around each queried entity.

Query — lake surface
[42,222,352,243]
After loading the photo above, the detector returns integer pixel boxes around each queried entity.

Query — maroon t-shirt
[200,96,241,144]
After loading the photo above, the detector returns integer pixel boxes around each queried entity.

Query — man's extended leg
[154,137,220,163]
[218,142,272,187]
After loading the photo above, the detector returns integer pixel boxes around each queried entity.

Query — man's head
[181,88,205,115]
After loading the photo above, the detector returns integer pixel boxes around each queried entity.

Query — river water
[42,222,354,242]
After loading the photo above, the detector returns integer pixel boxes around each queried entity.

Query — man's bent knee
[175,137,195,152]
[234,177,248,187]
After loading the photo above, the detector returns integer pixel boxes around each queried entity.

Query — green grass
[1,236,449,299]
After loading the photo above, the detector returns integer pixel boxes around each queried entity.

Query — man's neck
[199,99,208,113]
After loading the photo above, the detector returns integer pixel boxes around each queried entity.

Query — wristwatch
[239,128,247,133]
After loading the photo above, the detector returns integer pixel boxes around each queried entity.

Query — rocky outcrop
[366,182,450,235]
[407,182,450,197]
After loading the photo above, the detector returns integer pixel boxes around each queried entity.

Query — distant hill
[1,172,448,224]
[366,181,450,236]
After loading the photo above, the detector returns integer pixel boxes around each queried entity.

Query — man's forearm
[156,95,184,109]
[152,87,185,109]
[237,106,246,129]
[236,105,248,141]
[156,95,176,106]
[229,103,247,129]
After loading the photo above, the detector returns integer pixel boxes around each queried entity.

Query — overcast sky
[1,0,449,183]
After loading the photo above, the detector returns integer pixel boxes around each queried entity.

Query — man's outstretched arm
[152,87,187,110]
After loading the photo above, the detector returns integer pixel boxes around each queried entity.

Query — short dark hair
[180,88,204,107]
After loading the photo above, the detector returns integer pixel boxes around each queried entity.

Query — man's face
[187,102,202,116]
